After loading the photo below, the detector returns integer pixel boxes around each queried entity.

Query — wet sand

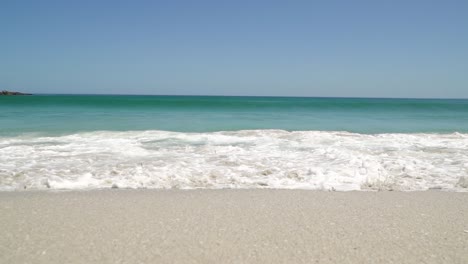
[1,190,467,263]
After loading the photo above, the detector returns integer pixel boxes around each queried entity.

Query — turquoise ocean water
[1,95,468,191]
[1,95,468,135]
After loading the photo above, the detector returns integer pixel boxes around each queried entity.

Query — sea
[1,95,467,191]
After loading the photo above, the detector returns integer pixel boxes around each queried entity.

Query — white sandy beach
[0,190,467,263]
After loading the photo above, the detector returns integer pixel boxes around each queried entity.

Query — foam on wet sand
[2,130,468,191]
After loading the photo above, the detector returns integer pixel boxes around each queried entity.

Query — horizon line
[24,93,468,100]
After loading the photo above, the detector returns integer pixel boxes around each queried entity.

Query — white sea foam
[1,130,467,191]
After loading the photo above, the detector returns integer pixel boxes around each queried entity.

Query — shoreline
[1,189,467,263]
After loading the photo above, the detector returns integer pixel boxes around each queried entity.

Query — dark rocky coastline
[1,90,32,96]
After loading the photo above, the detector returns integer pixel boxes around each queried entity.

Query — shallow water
[1,95,468,135]
[1,95,467,191]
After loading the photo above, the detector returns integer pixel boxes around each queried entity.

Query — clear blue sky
[1,0,467,98]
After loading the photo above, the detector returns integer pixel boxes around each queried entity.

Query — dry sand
[0,190,467,263]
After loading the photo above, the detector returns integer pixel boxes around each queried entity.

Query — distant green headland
[1,90,32,96]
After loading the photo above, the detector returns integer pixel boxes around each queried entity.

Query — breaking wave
[1,130,467,191]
